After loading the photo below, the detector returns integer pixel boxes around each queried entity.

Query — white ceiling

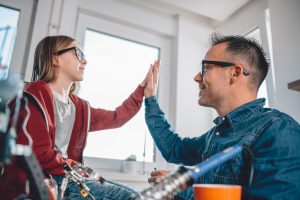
[132,0,250,22]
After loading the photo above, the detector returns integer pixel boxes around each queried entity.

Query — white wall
[175,13,214,137]
[268,0,300,122]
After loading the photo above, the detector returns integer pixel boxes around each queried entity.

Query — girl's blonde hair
[32,35,79,94]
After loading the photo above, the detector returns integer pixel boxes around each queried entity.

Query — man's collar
[213,98,266,126]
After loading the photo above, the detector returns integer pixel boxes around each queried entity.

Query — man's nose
[194,72,203,82]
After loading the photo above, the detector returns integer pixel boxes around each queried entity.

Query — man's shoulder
[252,108,300,142]
[258,107,299,126]
[252,108,300,153]
[238,107,300,137]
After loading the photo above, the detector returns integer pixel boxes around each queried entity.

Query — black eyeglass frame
[201,60,250,76]
[57,47,85,61]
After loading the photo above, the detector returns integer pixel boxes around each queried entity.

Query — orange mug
[193,184,242,200]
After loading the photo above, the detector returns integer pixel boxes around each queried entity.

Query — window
[0,0,35,79]
[0,5,19,80]
[76,12,171,172]
[79,29,159,162]
[246,28,269,107]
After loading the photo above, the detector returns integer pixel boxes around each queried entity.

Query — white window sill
[96,169,149,183]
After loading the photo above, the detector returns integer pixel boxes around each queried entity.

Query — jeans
[53,175,139,200]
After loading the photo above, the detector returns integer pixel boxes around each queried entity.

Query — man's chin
[198,98,210,107]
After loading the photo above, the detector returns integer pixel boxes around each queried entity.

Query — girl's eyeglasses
[57,47,85,61]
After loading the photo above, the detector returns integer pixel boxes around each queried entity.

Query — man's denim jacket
[145,97,300,200]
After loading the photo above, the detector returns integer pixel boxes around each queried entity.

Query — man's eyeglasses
[201,60,250,76]
[57,47,85,61]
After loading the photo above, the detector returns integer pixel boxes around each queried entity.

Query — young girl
[0,35,152,199]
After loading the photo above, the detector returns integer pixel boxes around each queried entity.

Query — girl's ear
[52,55,59,66]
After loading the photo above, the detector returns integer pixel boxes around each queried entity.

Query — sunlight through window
[79,29,159,162]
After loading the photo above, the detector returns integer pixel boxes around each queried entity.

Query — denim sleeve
[250,116,300,199]
[145,96,206,166]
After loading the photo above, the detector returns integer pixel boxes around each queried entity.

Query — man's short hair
[210,33,270,90]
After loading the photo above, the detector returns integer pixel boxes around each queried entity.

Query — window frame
[241,10,275,107]
[0,0,35,76]
[244,27,269,107]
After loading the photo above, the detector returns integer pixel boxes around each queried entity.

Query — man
[144,34,300,199]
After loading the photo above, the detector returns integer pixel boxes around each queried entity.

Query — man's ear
[230,65,242,84]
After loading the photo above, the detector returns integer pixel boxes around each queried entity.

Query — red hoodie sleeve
[89,84,144,131]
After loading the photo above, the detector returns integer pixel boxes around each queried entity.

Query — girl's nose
[82,58,87,65]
